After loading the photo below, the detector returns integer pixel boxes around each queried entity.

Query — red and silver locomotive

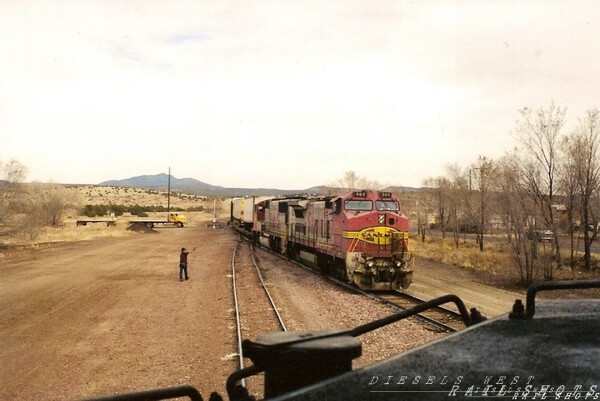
[234,190,413,291]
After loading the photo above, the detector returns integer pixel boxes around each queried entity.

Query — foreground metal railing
[80,385,203,401]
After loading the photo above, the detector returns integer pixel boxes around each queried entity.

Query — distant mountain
[98,174,309,197]
[385,185,420,193]
[98,174,419,197]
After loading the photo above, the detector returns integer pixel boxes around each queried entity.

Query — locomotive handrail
[510,279,600,319]
[80,385,202,401]
[225,294,483,400]
[350,294,475,336]
[226,365,263,401]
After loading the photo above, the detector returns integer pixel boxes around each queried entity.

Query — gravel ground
[0,224,523,401]
[250,245,444,365]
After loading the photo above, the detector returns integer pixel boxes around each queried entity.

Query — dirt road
[1,225,239,400]
[407,258,524,318]
[1,225,525,400]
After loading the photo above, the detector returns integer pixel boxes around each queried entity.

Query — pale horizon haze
[1,1,599,190]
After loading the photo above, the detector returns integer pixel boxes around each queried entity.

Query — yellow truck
[129,212,187,228]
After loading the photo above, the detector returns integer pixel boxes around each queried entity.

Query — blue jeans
[179,263,188,280]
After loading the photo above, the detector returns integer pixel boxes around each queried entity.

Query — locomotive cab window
[345,200,373,211]
[375,200,399,211]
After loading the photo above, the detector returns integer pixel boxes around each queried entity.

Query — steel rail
[230,236,288,396]
[329,282,459,332]
[230,236,246,387]
[249,241,458,332]
[249,242,288,332]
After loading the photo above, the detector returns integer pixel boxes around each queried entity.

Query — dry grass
[35,222,134,243]
[64,185,231,221]
[64,185,210,209]
[410,236,529,290]
[411,236,511,272]
[1,186,231,247]
[410,234,600,292]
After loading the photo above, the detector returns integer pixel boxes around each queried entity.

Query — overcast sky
[1,1,599,189]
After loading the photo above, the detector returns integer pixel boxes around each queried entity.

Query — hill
[98,173,419,197]
[99,173,311,197]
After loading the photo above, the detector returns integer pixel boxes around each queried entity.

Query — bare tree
[29,183,72,228]
[470,156,496,252]
[423,176,451,239]
[0,159,29,239]
[563,109,600,271]
[326,172,388,195]
[515,102,566,276]
[559,136,581,267]
[446,164,471,248]
[357,177,386,191]
[496,153,540,285]
[446,160,494,251]
[339,171,360,192]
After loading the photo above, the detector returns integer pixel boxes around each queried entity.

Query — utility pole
[167,166,171,214]
[479,166,485,252]
[471,165,485,252]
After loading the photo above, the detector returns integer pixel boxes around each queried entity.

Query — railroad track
[376,290,467,332]
[248,237,475,333]
[248,240,287,332]
[230,236,287,395]
[319,278,467,333]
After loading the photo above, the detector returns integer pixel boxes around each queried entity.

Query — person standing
[179,247,196,282]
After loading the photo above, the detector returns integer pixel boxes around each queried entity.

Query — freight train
[231,190,413,291]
